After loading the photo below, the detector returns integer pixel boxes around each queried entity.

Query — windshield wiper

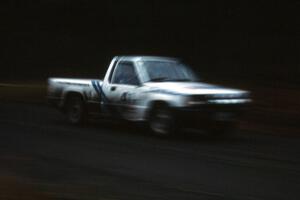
[168,78,192,82]
[146,77,169,82]
[146,77,193,82]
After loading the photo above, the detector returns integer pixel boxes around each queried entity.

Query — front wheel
[148,105,176,137]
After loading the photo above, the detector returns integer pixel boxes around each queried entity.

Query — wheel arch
[62,91,85,111]
[146,100,171,120]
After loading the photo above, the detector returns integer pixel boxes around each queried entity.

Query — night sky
[1,1,299,83]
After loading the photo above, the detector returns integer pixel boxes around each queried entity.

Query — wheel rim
[68,99,82,123]
[150,109,172,135]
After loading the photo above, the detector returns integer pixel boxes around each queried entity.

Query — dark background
[1,3,300,199]
[1,1,299,83]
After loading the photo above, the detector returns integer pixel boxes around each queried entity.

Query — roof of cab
[114,56,180,62]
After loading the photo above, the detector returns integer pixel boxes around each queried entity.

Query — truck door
[102,61,141,119]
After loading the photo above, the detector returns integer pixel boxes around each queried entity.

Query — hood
[143,82,249,96]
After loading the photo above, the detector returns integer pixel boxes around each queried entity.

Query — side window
[112,62,140,85]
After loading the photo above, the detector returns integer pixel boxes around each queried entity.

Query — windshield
[139,61,198,83]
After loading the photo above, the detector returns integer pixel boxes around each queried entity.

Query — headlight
[211,92,249,99]
[186,95,207,106]
[187,100,206,106]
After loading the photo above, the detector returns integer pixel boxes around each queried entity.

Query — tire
[65,95,87,125]
[148,104,176,137]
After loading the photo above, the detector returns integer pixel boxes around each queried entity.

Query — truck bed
[47,78,103,109]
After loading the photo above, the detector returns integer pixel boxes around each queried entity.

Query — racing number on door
[120,92,128,102]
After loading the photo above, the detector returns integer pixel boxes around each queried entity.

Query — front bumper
[174,102,250,129]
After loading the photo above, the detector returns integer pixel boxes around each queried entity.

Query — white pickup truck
[48,56,251,136]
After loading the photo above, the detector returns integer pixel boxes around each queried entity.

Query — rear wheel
[65,95,87,125]
[149,105,176,137]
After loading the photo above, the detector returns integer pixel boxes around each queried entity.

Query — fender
[61,87,87,108]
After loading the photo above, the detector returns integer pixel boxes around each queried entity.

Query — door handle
[110,86,117,91]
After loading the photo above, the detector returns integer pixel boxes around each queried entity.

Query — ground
[0,102,300,199]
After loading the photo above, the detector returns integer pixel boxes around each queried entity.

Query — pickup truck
[47,56,251,136]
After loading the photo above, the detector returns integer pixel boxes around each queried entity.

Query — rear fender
[61,89,86,109]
